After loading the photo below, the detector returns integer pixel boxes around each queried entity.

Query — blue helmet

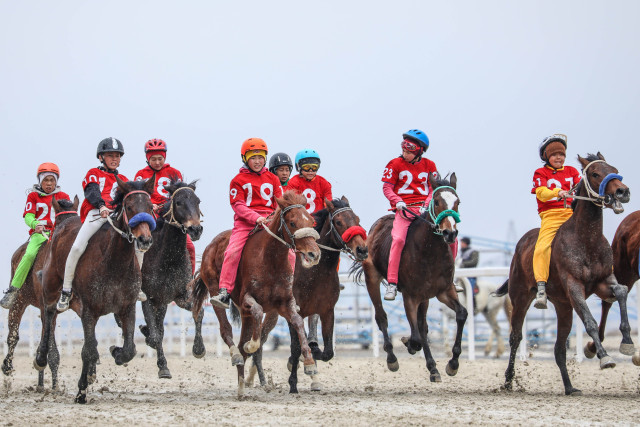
[402,129,430,151]
[295,149,321,171]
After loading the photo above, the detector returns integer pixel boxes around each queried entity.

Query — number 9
[230,188,238,199]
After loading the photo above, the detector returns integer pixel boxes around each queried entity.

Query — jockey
[57,138,146,312]
[210,138,295,309]
[0,163,70,309]
[134,138,196,275]
[268,152,293,187]
[382,129,452,301]
[531,134,580,309]
[286,149,333,214]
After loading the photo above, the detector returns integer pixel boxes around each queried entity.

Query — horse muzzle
[442,228,458,244]
[355,245,369,262]
[615,187,630,204]
[187,224,203,241]
[135,235,153,252]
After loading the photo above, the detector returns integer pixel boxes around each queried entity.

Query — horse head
[577,153,630,214]
[114,176,155,252]
[323,196,368,262]
[163,180,204,241]
[275,190,321,268]
[427,172,460,244]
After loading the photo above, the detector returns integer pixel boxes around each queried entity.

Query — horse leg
[153,303,171,379]
[504,292,530,391]
[75,314,99,404]
[554,303,581,395]
[212,305,242,366]
[485,309,503,358]
[2,300,27,376]
[281,300,317,376]
[437,286,468,376]
[363,262,398,371]
[191,308,206,358]
[47,314,60,391]
[585,301,612,358]
[34,305,56,371]
[236,315,253,398]
[598,278,634,355]
[417,301,441,382]
[401,296,423,354]
[241,294,264,354]
[247,311,279,387]
[110,304,137,366]
[139,300,156,350]
[319,310,335,362]
[307,313,322,359]
[287,321,302,394]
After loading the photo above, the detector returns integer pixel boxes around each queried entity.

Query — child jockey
[134,138,196,275]
[531,134,580,309]
[57,137,146,311]
[210,138,295,309]
[1,163,70,309]
[268,152,294,187]
[287,149,333,214]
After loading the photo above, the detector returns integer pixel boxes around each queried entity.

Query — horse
[591,210,640,366]
[134,179,204,379]
[351,173,467,382]
[34,177,156,403]
[192,190,322,397]
[443,278,512,358]
[495,153,633,396]
[244,196,369,393]
[1,196,79,390]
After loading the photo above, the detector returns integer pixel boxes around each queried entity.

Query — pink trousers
[387,208,458,284]
[219,221,296,292]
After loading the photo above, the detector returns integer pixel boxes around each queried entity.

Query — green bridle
[427,185,461,235]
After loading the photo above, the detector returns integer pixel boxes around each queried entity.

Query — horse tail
[492,279,509,297]
[230,302,241,327]
[190,272,209,318]
[349,260,365,285]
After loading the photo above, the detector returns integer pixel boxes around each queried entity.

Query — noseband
[316,206,367,260]
[163,186,203,234]
[108,190,155,243]
[568,160,624,208]
[260,204,320,253]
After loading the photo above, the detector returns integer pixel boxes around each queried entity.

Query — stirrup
[210,289,230,309]
[384,283,397,301]
[57,290,72,312]
[0,287,19,310]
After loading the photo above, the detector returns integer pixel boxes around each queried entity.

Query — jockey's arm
[535,186,561,202]
[84,182,106,209]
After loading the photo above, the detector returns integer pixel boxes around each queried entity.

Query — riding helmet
[295,149,321,172]
[402,129,430,151]
[144,138,167,153]
[241,138,268,163]
[97,137,125,159]
[538,134,567,162]
[269,152,293,174]
[37,162,60,179]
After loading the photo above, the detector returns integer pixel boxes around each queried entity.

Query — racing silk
[382,156,438,207]
[80,167,129,222]
[531,165,581,214]
[135,164,184,205]
[23,188,70,235]
[229,166,283,225]
[287,174,333,214]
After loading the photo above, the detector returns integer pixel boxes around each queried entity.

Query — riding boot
[57,290,72,312]
[0,287,19,310]
[384,283,397,301]
[534,281,547,309]
[210,288,230,309]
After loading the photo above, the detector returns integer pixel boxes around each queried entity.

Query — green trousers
[10,232,48,289]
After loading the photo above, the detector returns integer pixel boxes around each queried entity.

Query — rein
[260,204,320,253]
[108,190,154,243]
[566,160,624,208]
[162,186,203,234]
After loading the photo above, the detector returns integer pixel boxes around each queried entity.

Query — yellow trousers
[533,208,573,283]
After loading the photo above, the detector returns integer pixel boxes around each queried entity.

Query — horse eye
[176,201,183,207]
[434,201,439,207]
[290,221,295,227]
[336,220,343,227]
[592,173,599,178]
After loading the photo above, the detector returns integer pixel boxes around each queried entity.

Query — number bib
[382,157,438,206]
[229,170,283,213]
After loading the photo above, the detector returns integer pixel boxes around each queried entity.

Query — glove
[395,201,407,211]
[34,224,45,234]
[99,205,112,218]
[419,205,427,215]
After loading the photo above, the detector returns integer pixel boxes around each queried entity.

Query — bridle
[315,206,366,261]
[258,204,319,253]
[107,190,155,243]
[566,160,624,208]
[162,186,203,234]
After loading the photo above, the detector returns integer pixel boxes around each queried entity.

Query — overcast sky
[1,1,639,281]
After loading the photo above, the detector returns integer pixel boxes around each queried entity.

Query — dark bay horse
[136,180,204,379]
[35,177,156,403]
[192,191,322,397]
[2,196,79,390]
[588,210,640,366]
[495,153,632,396]
[351,173,467,382]
[245,197,369,393]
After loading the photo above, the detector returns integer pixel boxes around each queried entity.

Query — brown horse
[351,173,467,382]
[34,177,156,403]
[1,196,79,390]
[496,153,632,396]
[244,196,369,393]
[192,191,321,397]
[589,210,640,366]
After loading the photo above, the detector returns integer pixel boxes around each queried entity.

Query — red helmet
[144,138,168,153]
[37,162,60,178]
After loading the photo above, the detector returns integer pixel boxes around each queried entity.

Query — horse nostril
[616,188,630,202]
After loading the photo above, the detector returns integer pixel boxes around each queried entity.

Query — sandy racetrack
[1,347,639,426]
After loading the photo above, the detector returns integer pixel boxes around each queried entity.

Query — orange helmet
[37,162,60,179]
[241,138,268,163]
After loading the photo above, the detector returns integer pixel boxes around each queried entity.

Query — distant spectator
[459,237,479,309]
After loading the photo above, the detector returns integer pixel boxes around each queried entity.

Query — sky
[1,0,639,282]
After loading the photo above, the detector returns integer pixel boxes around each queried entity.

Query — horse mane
[110,179,148,211]
[312,198,350,233]
[56,198,75,210]
[280,190,306,207]
[433,173,453,189]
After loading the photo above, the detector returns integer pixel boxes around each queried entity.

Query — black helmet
[268,152,293,174]
[97,137,125,159]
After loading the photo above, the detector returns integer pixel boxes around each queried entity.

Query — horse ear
[340,195,350,206]
[428,172,438,191]
[189,180,197,191]
[164,183,178,195]
[449,173,457,189]
[577,155,589,169]
[73,195,80,211]
[143,173,156,195]
[116,175,131,193]
[325,198,334,210]
[51,196,61,213]
[597,152,606,161]
[276,196,286,209]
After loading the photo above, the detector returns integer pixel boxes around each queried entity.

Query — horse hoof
[566,388,582,396]
[75,390,87,404]
[430,372,442,383]
[632,352,640,366]
[109,345,117,356]
[243,340,259,354]
[619,343,636,356]
[310,381,323,391]
[192,346,206,359]
[387,360,399,372]
[304,363,318,376]
[33,358,46,372]
[583,343,596,359]
[445,363,458,377]
[87,374,96,385]
[138,324,150,338]
[231,354,244,366]
[287,361,292,372]
[158,368,172,379]
[1,362,14,376]
[600,355,616,369]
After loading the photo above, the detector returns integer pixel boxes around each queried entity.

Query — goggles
[401,139,421,154]
[301,164,319,172]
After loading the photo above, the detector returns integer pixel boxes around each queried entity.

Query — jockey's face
[41,175,57,194]
[274,165,291,184]
[402,149,417,163]
[148,154,166,171]
[100,152,122,171]
[247,155,265,172]
[548,152,565,169]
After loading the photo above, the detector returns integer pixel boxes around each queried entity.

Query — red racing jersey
[531,165,581,213]
[135,164,184,205]
[381,157,438,207]
[23,190,71,234]
[80,168,129,222]
[229,167,283,221]
[286,174,333,214]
